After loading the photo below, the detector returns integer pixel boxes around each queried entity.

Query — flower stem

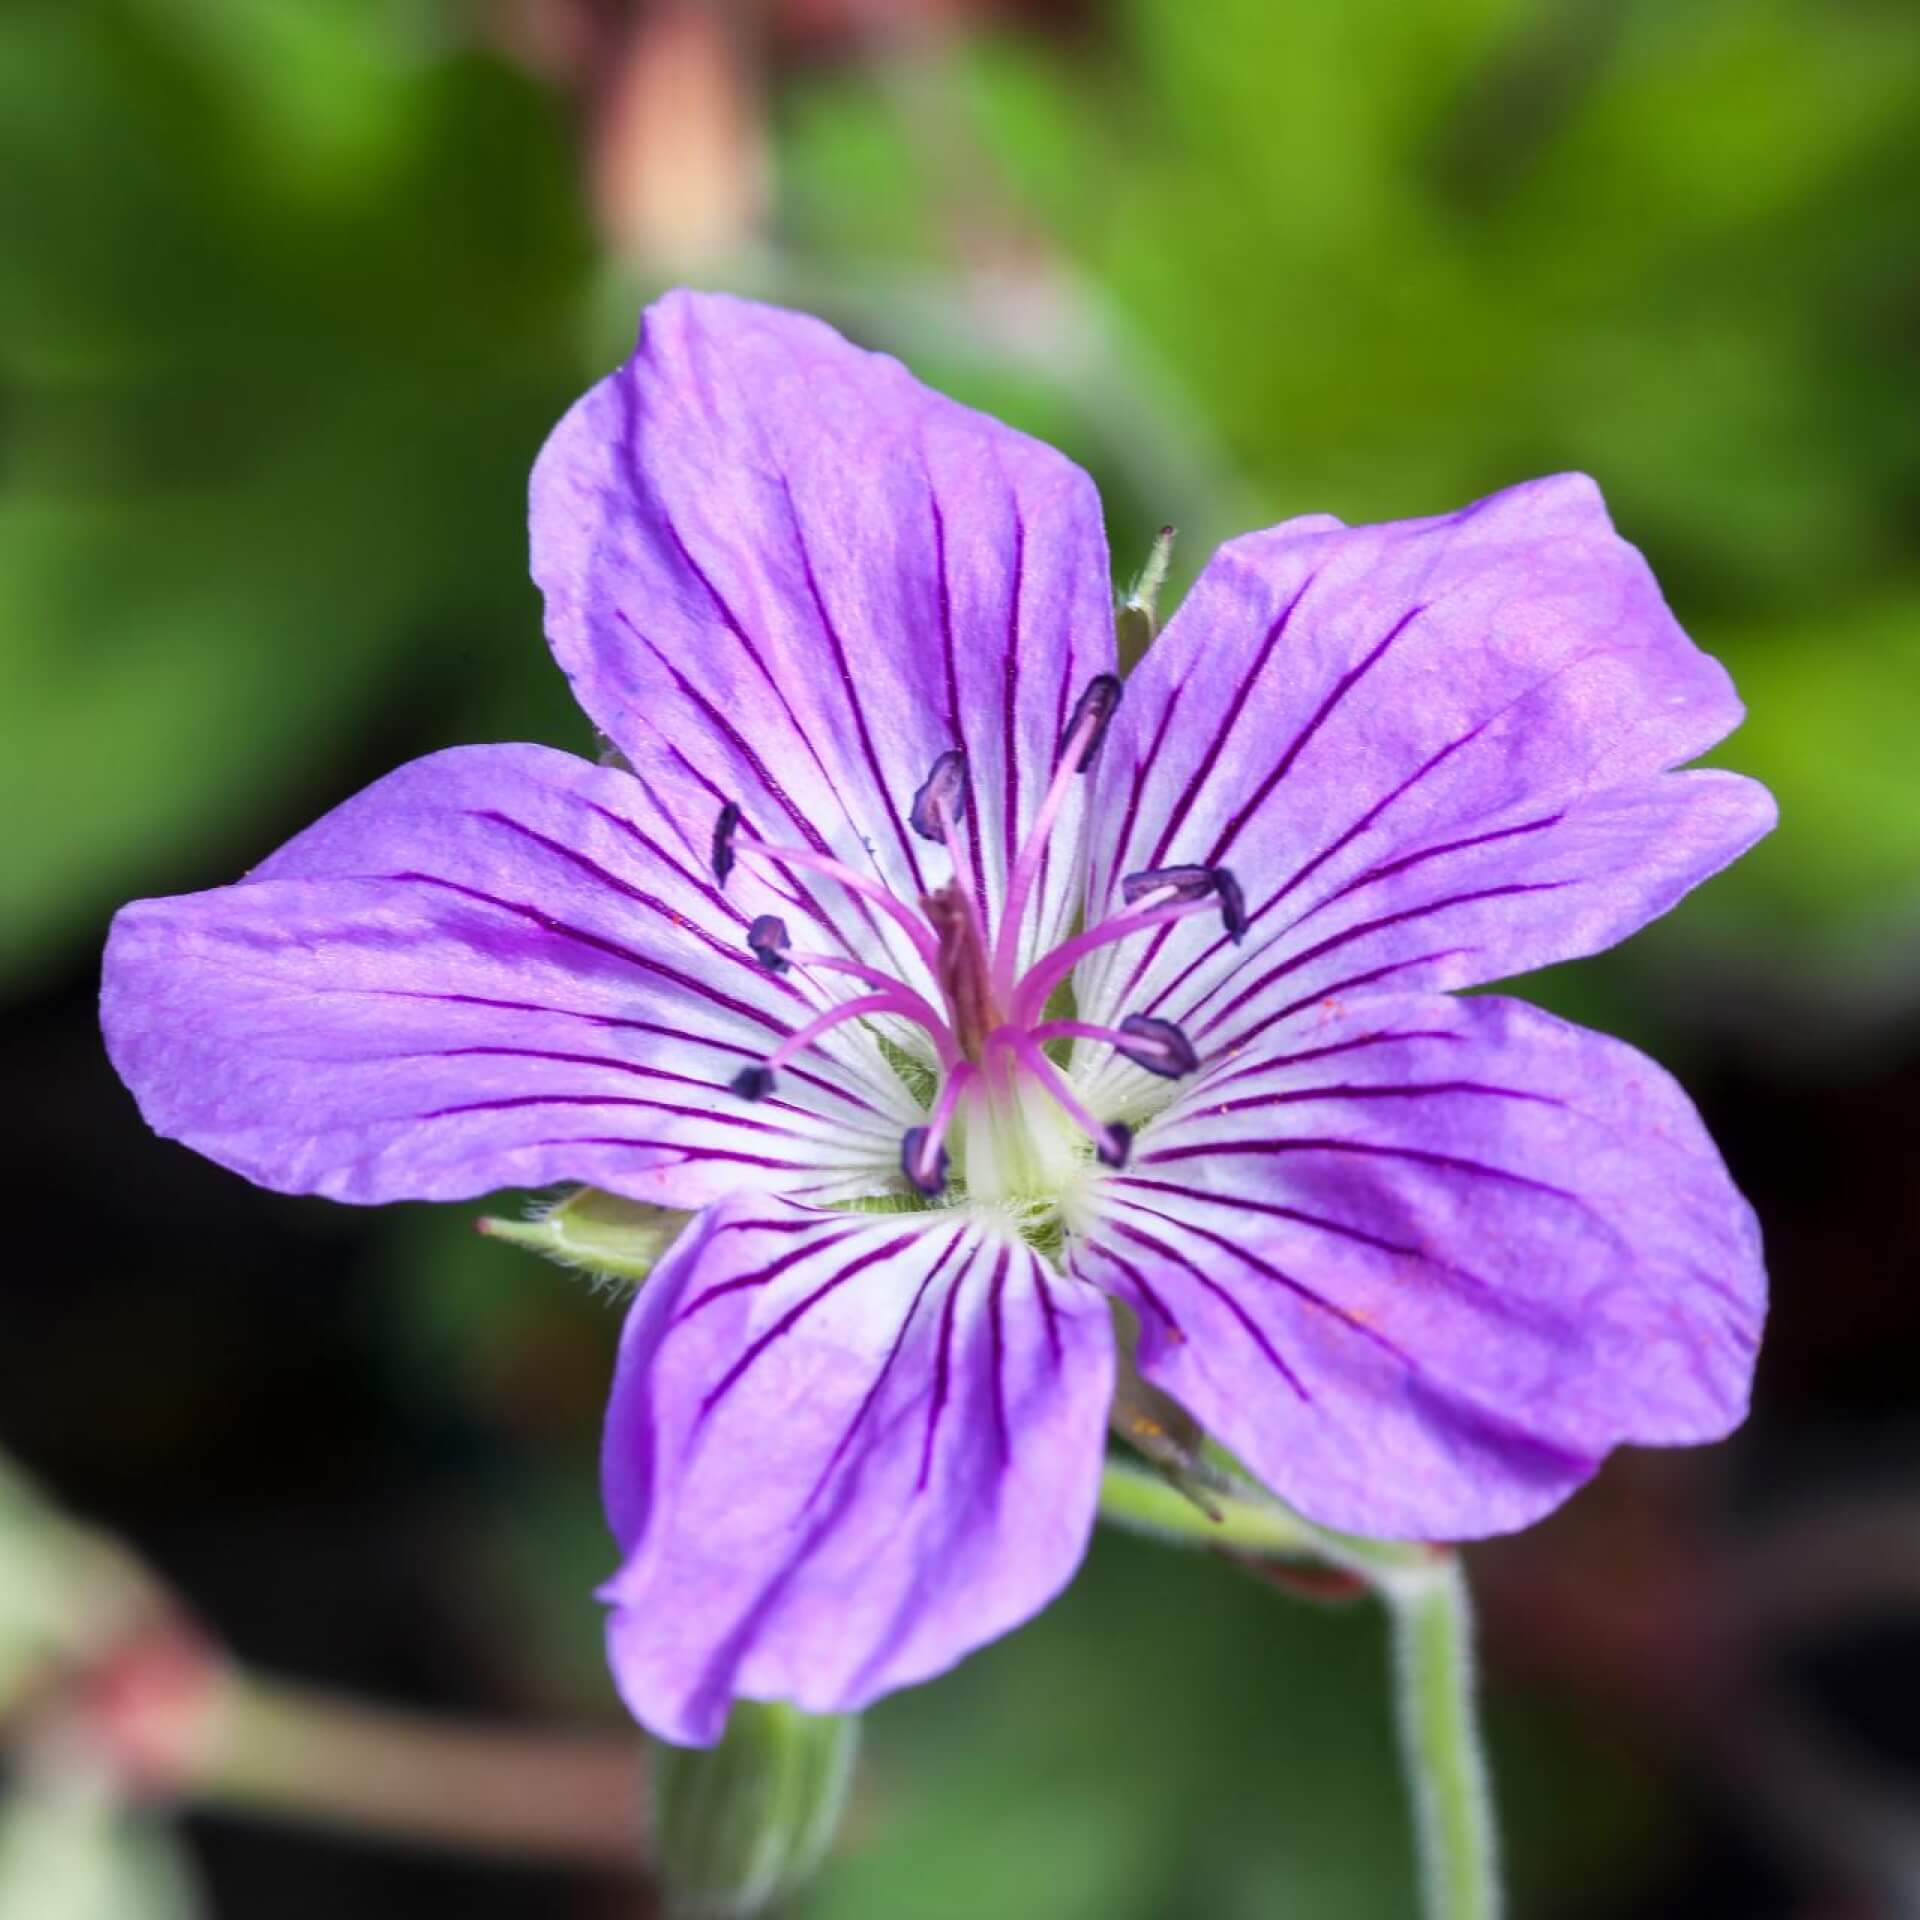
[1388,1559,1501,1920]
[1097,1458,1502,1920]
[1096,1457,1436,1579]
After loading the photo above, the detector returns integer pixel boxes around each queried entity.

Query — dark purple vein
[998,507,1029,900]
[778,473,930,896]
[416,1091,798,1135]
[1197,1027,1465,1096]
[469,808,805,1000]
[1139,1133,1578,1201]
[917,1268,968,1492]
[695,1229,925,1427]
[1297,815,1566,926]
[1110,1199,1416,1369]
[676,1224,868,1323]
[384,873,790,1034]
[1101,1218,1310,1401]
[1174,1078,1565,1124]
[354,989,886,1118]
[1209,947,1473,1058]
[985,1242,1014,1466]
[1191,884,1565,1039]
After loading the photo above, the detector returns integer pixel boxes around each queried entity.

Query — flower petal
[1073,475,1774,1064]
[103,744,917,1207]
[531,291,1115,979]
[599,1197,1113,1744]
[1072,992,1764,1539]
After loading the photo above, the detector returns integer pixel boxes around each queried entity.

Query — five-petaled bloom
[104,292,1773,1745]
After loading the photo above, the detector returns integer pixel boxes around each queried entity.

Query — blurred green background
[5,1,1919,1915]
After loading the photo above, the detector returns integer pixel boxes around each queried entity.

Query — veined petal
[530,291,1115,981]
[1071,992,1764,1539]
[1073,475,1775,1062]
[599,1197,1113,1744]
[103,745,915,1207]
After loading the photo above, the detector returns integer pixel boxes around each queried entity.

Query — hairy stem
[1389,1561,1501,1920]
[1098,1458,1502,1920]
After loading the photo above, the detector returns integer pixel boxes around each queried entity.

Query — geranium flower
[103,292,1772,1745]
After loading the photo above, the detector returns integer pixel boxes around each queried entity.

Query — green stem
[1387,1561,1501,1920]
[1096,1458,1437,1580]
[1098,1459,1502,1920]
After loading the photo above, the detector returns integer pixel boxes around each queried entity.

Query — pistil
[923,881,998,1063]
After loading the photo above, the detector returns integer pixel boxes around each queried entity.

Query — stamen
[729,991,920,1099]
[995,1028,1131,1168]
[723,814,942,973]
[900,1063,975,1198]
[993,673,1125,995]
[747,914,791,972]
[1030,1014,1199,1080]
[908,751,968,843]
[1008,874,1244,1027]
[782,950,958,1063]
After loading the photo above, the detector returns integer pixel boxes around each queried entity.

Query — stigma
[713,674,1238,1206]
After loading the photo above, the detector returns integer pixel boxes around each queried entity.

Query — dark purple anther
[1119,863,1247,942]
[908,751,969,843]
[1059,673,1122,772]
[1115,1015,1199,1079]
[711,801,743,885]
[1120,865,1217,906]
[1096,1121,1133,1170]
[747,914,792,972]
[901,1125,949,1198]
[730,1064,776,1101]
[1215,867,1247,944]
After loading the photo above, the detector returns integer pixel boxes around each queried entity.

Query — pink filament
[735,835,941,973]
[1008,891,1222,1028]
[990,701,1104,999]
[992,1027,1126,1161]
[785,951,957,1063]
[908,1061,977,1187]
[766,992,927,1072]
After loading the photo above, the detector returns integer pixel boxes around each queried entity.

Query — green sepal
[1115,525,1177,659]
[477,1187,691,1286]
[652,1703,860,1919]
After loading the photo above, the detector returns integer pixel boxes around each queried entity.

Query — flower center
[713,675,1242,1208]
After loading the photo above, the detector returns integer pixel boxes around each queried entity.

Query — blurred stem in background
[0,1452,650,1890]
[1100,1459,1500,1920]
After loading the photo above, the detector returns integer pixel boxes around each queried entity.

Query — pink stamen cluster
[715,676,1243,1198]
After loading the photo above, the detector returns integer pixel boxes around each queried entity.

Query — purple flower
[102,291,1773,1745]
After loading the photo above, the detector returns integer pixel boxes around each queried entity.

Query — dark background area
[5,2,1920,1914]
